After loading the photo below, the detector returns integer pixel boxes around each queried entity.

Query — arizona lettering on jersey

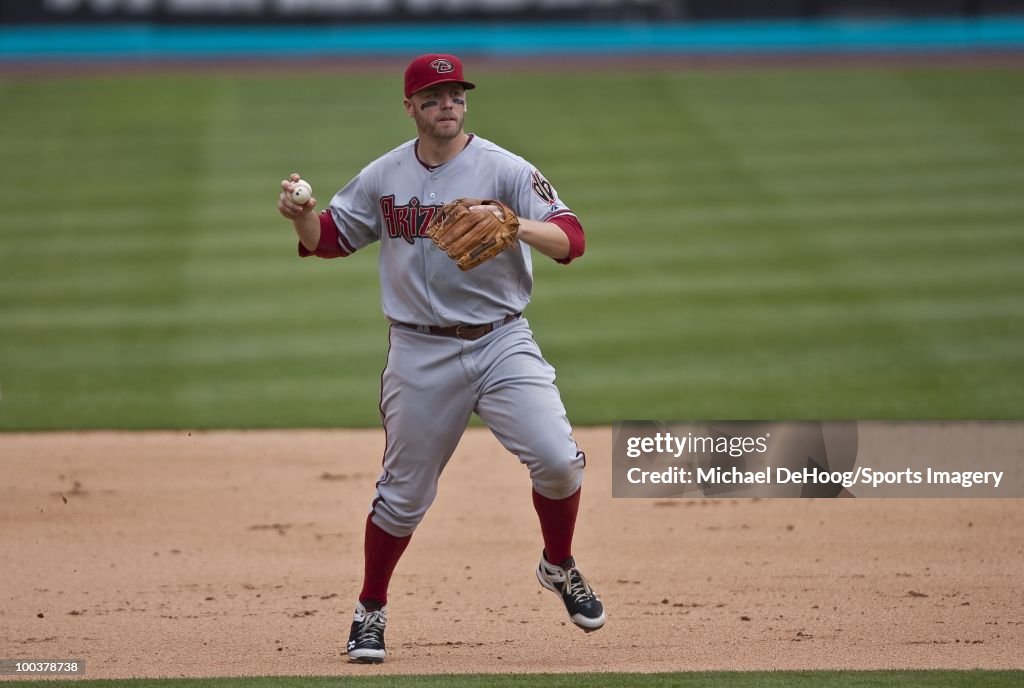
[379,195,439,244]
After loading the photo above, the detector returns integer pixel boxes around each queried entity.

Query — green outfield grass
[1,66,1022,430]
[9,671,1024,688]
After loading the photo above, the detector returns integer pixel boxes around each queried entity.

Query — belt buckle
[455,323,486,341]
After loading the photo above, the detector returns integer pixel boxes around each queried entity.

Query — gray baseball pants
[370,317,584,537]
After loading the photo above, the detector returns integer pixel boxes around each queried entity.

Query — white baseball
[290,180,312,205]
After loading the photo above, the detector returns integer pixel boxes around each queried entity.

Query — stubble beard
[419,111,464,141]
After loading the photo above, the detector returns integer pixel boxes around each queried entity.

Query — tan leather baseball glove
[426,198,520,271]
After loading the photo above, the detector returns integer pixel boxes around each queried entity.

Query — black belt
[394,313,522,341]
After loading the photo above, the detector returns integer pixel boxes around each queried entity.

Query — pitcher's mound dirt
[1,428,1021,678]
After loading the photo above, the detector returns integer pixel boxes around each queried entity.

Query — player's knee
[371,501,427,538]
[531,449,585,499]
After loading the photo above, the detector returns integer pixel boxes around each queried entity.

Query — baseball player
[276,53,604,664]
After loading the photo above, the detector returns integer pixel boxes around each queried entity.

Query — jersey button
[429,193,436,199]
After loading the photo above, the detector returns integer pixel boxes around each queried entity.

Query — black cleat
[346,601,387,663]
[536,552,606,632]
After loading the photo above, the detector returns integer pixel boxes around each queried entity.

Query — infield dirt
[1,428,1021,678]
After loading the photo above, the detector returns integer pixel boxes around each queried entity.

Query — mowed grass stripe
[585,197,1024,220]
[4,216,1015,268]
[1,67,1022,429]
[558,158,1024,184]
[7,241,1019,302]
[0,261,376,300]
[579,226,1024,267]
[544,118,1024,155]
[7,272,1017,326]
[4,213,1016,267]
[9,122,1020,155]
[7,188,1022,232]
[8,154,1023,208]
[3,327,386,367]
[6,114,1020,160]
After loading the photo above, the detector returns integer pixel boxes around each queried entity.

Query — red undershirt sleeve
[297,211,351,258]
[548,214,586,265]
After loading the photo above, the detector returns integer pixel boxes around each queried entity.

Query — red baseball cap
[404,53,476,99]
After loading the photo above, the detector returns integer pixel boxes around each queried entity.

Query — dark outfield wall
[3,0,1024,25]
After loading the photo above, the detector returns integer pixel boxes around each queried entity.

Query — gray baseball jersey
[325,134,576,326]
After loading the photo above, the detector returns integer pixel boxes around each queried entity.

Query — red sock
[359,514,412,608]
[532,487,581,565]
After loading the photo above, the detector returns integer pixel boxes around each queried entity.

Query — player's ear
[403,98,414,118]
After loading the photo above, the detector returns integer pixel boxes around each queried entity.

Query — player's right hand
[278,172,317,219]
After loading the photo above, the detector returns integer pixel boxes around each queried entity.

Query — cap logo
[430,58,455,74]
